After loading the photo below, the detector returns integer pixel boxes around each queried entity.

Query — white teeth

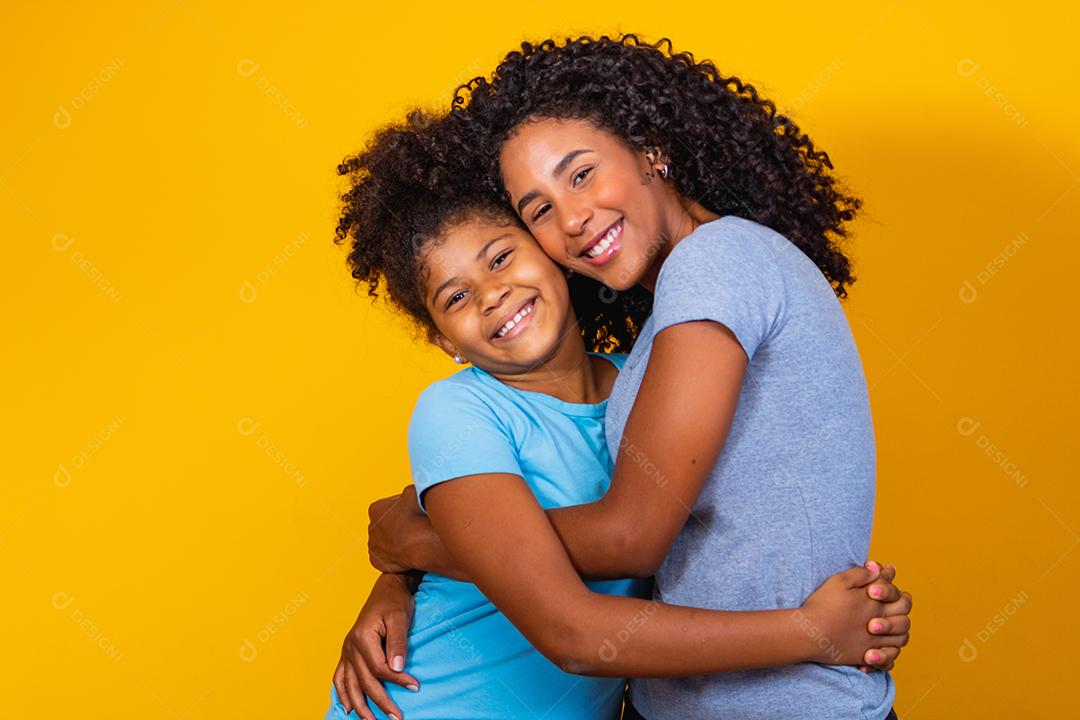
[496,302,534,338]
[586,223,621,258]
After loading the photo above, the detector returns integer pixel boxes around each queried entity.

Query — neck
[638,193,722,294]
[490,314,604,404]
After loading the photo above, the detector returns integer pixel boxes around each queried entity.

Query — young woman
[326,113,909,720]
[351,35,906,720]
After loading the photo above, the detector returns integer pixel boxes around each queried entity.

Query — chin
[507,335,562,367]
[596,263,640,292]
[604,275,638,293]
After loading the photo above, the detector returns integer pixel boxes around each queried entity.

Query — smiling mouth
[492,298,537,341]
[579,218,623,264]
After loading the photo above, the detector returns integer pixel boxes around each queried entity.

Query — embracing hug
[324,34,912,720]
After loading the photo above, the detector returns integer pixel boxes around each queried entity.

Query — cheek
[515,253,570,302]
[532,231,570,263]
[598,170,665,235]
[592,166,652,218]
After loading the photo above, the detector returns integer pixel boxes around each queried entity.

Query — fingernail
[866,561,881,572]
[871,587,882,597]
[868,651,880,663]
[871,622,884,633]
[391,655,405,672]
[406,684,419,692]
[390,714,400,720]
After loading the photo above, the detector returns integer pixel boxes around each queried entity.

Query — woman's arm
[333,572,422,720]
[546,320,748,577]
[370,321,756,580]
[422,468,907,677]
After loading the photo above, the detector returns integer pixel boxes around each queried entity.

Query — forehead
[500,117,625,177]
[420,217,519,285]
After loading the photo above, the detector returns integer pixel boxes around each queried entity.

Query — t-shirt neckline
[468,352,620,417]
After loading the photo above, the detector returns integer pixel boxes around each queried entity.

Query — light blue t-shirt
[326,352,650,720]
[605,216,896,720]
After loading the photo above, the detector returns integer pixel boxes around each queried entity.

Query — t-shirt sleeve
[650,219,787,360]
[406,380,523,513]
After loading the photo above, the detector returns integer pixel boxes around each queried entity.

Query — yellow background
[3,1,1076,717]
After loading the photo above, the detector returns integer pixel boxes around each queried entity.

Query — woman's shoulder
[654,216,787,301]
[668,215,788,267]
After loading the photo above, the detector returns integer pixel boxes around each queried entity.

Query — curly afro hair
[450,33,864,349]
[333,110,520,337]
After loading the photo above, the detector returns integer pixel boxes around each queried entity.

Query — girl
[355,34,906,720]
[327,112,909,720]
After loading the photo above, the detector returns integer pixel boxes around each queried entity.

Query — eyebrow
[476,233,511,261]
[431,276,460,307]
[430,233,513,306]
[515,149,593,216]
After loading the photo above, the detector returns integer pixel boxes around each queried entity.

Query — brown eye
[572,167,593,186]
[491,250,512,269]
[446,290,466,308]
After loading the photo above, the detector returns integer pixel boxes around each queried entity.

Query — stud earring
[454,355,464,364]
[658,163,670,179]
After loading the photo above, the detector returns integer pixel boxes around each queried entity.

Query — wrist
[786,607,823,663]
[377,570,421,595]
[401,516,438,571]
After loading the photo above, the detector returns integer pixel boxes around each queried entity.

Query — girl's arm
[422,467,907,677]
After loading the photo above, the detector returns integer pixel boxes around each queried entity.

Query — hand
[332,573,420,720]
[798,564,910,670]
[858,561,913,673]
[368,486,428,574]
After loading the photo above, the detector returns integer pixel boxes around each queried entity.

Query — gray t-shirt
[605,216,895,719]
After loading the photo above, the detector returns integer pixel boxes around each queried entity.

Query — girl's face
[421,215,578,374]
[499,117,678,291]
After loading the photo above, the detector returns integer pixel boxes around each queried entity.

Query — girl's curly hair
[451,33,863,351]
[334,110,518,336]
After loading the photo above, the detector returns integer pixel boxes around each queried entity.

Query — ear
[642,145,671,169]
[429,330,463,363]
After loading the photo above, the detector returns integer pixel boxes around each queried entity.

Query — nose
[559,199,592,238]
[479,278,512,315]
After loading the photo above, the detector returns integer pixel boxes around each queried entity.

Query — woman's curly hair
[334,110,518,336]
[451,33,864,351]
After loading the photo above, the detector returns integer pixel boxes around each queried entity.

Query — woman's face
[499,117,675,291]
[421,215,577,374]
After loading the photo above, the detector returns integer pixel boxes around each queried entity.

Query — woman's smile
[579,218,623,267]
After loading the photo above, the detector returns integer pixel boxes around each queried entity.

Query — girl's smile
[492,297,538,341]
